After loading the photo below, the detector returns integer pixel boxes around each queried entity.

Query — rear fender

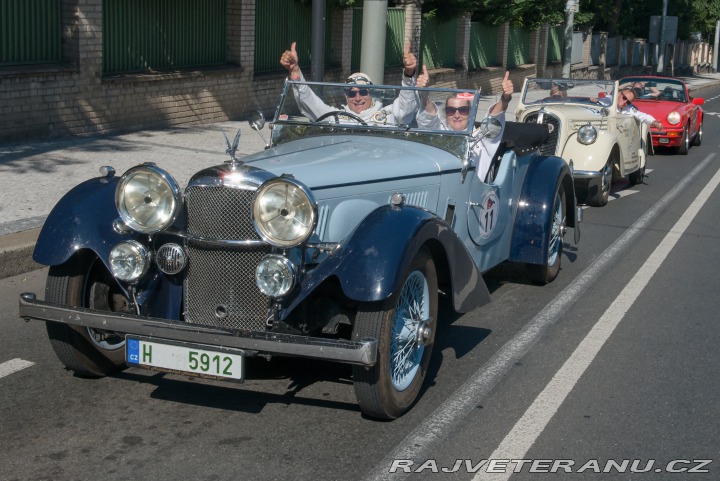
[510,155,575,265]
[281,204,490,319]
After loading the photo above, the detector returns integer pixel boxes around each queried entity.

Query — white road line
[474,156,720,481]
[362,153,717,481]
[0,358,35,379]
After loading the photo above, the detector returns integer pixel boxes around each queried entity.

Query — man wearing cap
[415,66,513,181]
[279,41,419,126]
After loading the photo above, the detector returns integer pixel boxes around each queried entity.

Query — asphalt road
[2,86,720,481]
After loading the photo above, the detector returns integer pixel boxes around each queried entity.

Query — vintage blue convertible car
[19,81,579,419]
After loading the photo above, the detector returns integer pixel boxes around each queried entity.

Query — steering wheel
[316,110,368,125]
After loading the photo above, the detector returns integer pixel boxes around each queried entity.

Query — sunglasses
[445,106,470,116]
[345,88,370,98]
[620,94,633,104]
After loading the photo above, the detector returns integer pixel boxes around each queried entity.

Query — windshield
[270,81,488,158]
[522,78,615,107]
[273,81,482,133]
[619,77,687,102]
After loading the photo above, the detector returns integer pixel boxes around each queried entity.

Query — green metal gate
[0,0,61,65]
[103,0,226,74]
[351,7,405,72]
[255,0,333,73]
[469,23,497,69]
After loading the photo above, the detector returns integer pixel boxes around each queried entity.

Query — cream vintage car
[514,78,650,206]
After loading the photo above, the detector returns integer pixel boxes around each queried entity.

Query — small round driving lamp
[256,255,296,298]
[109,241,150,283]
[115,164,181,234]
[252,177,317,247]
[667,111,681,125]
[577,124,597,145]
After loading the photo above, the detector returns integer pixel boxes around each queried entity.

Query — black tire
[351,247,438,420]
[45,254,128,377]
[587,158,612,207]
[526,181,566,284]
[676,126,690,155]
[628,164,645,185]
[691,120,703,146]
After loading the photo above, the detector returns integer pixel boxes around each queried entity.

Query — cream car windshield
[275,81,481,134]
[523,79,615,106]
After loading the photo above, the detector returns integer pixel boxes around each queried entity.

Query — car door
[611,110,641,175]
[465,150,517,272]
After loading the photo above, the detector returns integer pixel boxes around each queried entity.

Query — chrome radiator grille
[184,185,271,331]
[525,112,560,156]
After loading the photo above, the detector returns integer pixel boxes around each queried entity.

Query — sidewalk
[2,72,720,278]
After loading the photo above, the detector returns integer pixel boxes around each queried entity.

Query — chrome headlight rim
[577,124,598,145]
[255,254,297,298]
[252,177,317,248]
[666,111,681,125]
[115,164,181,234]
[108,240,151,283]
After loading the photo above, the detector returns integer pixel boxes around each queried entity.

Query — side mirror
[477,116,503,140]
[248,110,270,149]
[249,110,266,131]
[692,97,705,105]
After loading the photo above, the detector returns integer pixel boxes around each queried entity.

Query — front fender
[560,130,615,173]
[281,205,490,319]
[510,155,575,265]
[33,176,133,267]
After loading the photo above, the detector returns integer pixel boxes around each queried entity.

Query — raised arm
[279,42,334,120]
[489,71,513,116]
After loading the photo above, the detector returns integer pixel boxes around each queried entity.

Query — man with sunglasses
[279,41,419,126]
[617,88,662,130]
[415,67,514,181]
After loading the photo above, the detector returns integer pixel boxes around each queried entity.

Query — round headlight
[252,178,316,247]
[109,241,150,283]
[577,124,597,145]
[667,111,681,125]
[256,255,296,298]
[115,165,181,234]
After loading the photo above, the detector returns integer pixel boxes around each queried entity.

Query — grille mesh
[184,185,271,331]
[186,186,260,240]
[525,112,560,156]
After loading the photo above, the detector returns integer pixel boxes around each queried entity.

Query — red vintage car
[619,76,704,154]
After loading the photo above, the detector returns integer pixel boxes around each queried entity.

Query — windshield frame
[521,78,617,108]
[269,80,489,159]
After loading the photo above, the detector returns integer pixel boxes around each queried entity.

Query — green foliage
[420,0,720,41]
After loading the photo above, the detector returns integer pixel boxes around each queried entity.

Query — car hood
[241,134,462,189]
[631,99,687,120]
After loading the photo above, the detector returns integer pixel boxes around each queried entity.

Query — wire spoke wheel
[352,247,437,419]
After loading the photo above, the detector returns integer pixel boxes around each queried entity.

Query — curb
[0,228,42,279]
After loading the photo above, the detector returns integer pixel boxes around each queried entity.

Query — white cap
[346,72,373,85]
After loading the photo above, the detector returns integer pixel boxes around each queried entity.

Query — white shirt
[416,105,506,183]
[289,72,418,126]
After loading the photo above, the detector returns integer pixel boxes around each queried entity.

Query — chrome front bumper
[19,293,377,366]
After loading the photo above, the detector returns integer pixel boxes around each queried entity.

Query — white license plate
[126,337,244,381]
[659,138,669,144]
